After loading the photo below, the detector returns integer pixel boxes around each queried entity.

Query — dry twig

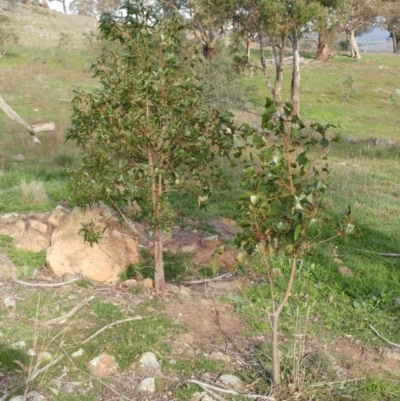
[369,324,400,348]
[82,316,144,344]
[187,379,273,400]
[11,273,81,288]
[40,295,95,326]
[183,273,233,285]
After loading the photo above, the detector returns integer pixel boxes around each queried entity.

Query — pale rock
[142,278,153,289]
[202,235,222,250]
[121,278,138,288]
[135,352,161,376]
[178,285,191,296]
[209,352,231,364]
[217,374,246,391]
[338,266,353,277]
[384,348,400,361]
[15,220,26,231]
[72,348,85,358]
[4,297,16,309]
[48,206,70,227]
[138,377,156,393]
[11,341,26,349]
[12,154,25,162]
[29,219,48,234]
[0,254,17,278]
[1,213,19,220]
[46,205,139,283]
[88,354,119,377]
[16,233,49,252]
[166,283,179,294]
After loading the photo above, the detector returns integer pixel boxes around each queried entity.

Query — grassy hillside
[0,2,400,400]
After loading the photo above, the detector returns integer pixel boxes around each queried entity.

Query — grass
[1,3,400,399]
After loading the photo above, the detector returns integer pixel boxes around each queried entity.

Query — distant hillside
[0,0,97,48]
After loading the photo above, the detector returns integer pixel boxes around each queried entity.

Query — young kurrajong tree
[66,1,235,292]
[234,99,354,386]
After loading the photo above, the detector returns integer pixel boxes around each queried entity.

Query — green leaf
[294,224,302,241]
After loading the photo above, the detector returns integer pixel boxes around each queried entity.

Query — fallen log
[0,94,55,143]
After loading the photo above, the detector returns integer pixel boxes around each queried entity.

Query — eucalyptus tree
[67,1,235,291]
[383,0,400,53]
[342,0,382,58]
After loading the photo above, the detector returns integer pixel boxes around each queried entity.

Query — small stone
[202,235,222,249]
[166,283,179,294]
[136,352,161,376]
[29,219,48,234]
[209,352,231,364]
[138,377,156,393]
[271,268,282,277]
[338,266,353,277]
[217,374,246,391]
[11,341,26,350]
[0,254,17,278]
[178,286,191,296]
[88,354,119,377]
[72,348,85,358]
[142,278,153,289]
[121,279,138,288]
[4,297,16,310]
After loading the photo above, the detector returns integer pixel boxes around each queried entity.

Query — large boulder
[46,205,139,283]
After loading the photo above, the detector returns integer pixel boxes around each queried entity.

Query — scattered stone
[0,254,17,278]
[272,268,282,277]
[72,348,85,358]
[29,219,48,234]
[134,352,161,376]
[138,377,156,393]
[12,154,25,162]
[4,297,16,311]
[217,374,246,391]
[10,392,46,401]
[209,351,231,364]
[48,206,70,227]
[142,278,154,289]
[202,235,222,250]
[46,205,139,283]
[88,354,119,377]
[121,278,138,288]
[338,266,353,277]
[11,341,26,350]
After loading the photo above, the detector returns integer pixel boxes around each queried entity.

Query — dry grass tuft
[20,180,48,205]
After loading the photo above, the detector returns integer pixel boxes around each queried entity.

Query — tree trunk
[346,29,361,59]
[62,0,67,13]
[290,33,301,116]
[245,37,251,61]
[316,33,330,62]
[154,224,165,292]
[271,35,286,104]
[392,29,398,54]
[203,43,214,61]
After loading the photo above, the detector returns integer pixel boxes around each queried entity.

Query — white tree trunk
[290,33,301,116]
[347,29,361,59]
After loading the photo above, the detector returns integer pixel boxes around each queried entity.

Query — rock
[121,278,138,288]
[29,219,48,234]
[138,377,156,393]
[217,374,246,391]
[338,266,353,277]
[88,354,119,377]
[202,235,223,250]
[134,352,161,376]
[209,352,231,364]
[4,297,16,310]
[46,205,139,283]
[48,206,70,227]
[12,154,25,162]
[142,278,154,289]
[15,220,26,231]
[1,213,19,220]
[72,348,85,358]
[178,285,191,296]
[0,254,17,278]
[370,138,394,147]
[17,232,49,252]
[166,283,179,294]
[11,341,26,349]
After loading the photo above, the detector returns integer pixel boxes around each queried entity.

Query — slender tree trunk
[316,32,330,62]
[62,0,67,13]
[259,40,273,94]
[271,35,286,104]
[290,33,301,116]
[270,255,298,386]
[392,29,398,54]
[346,29,361,59]
[245,37,251,61]
[203,43,214,61]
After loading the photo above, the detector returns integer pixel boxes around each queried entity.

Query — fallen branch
[369,324,400,348]
[187,379,273,400]
[40,295,96,326]
[82,316,144,344]
[0,94,55,143]
[11,273,81,288]
[183,273,233,285]
[359,250,400,258]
